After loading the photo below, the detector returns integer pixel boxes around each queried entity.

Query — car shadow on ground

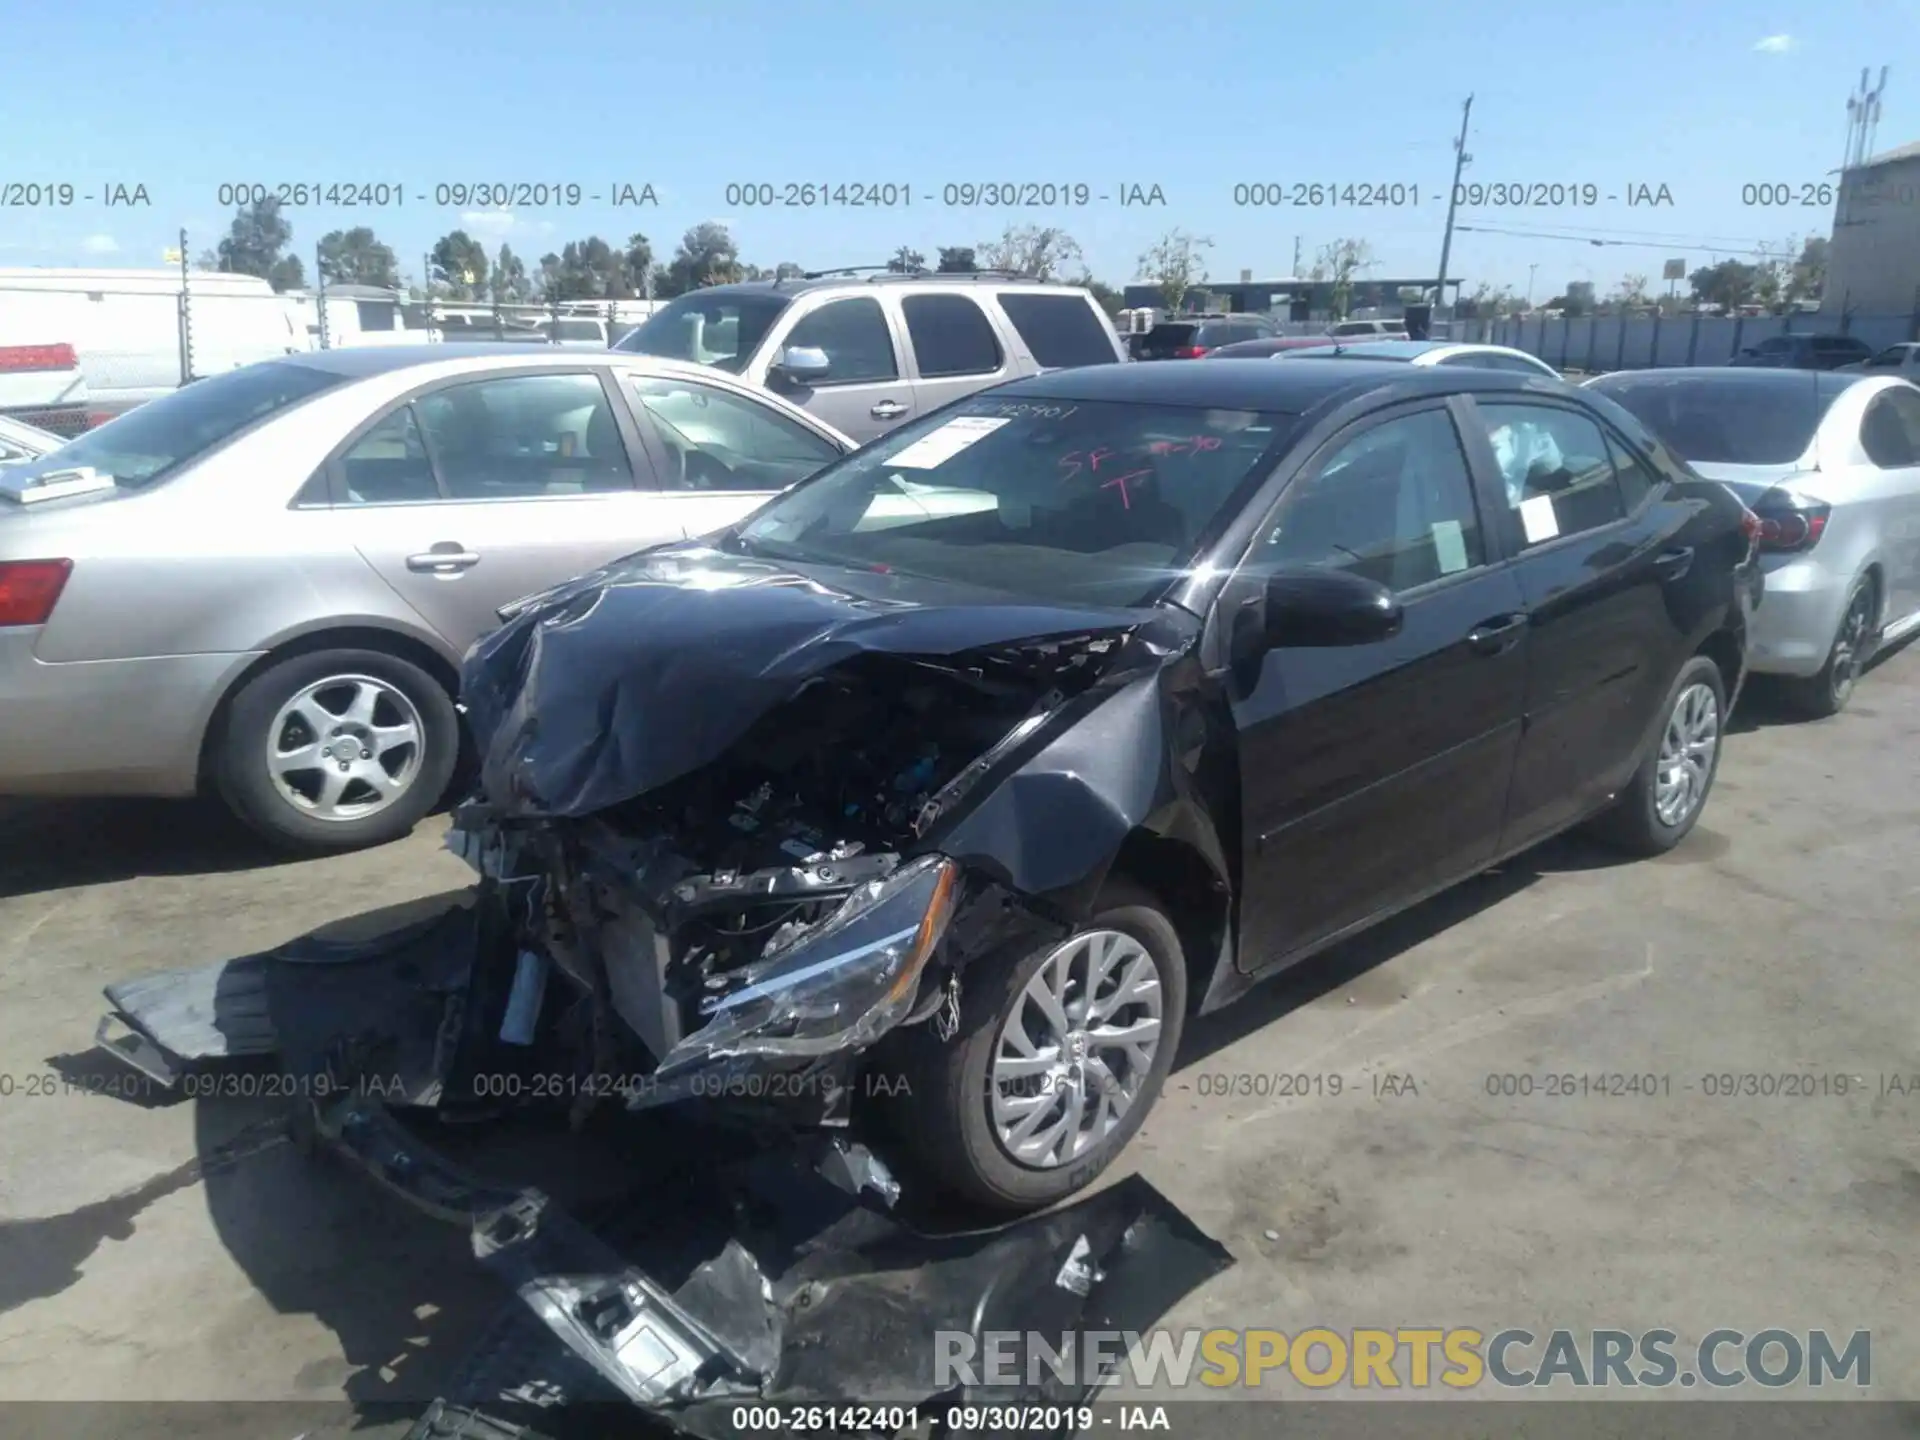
[1174,829,1635,1070]
[1730,632,1916,734]
[0,797,295,901]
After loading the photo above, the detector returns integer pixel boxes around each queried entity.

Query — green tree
[773,261,805,280]
[1785,235,1827,306]
[658,222,744,295]
[624,233,654,295]
[490,243,532,303]
[267,254,306,292]
[1688,260,1761,310]
[1314,239,1376,318]
[936,246,978,273]
[888,246,926,273]
[215,198,293,283]
[977,225,1082,280]
[430,231,490,300]
[317,227,399,289]
[1136,228,1214,311]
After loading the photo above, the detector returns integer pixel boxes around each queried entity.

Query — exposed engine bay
[450,631,1127,1118]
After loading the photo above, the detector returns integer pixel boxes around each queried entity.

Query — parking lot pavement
[0,647,1916,1420]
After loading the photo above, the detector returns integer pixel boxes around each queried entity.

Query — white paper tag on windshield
[1431,519,1469,574]
[887,415,1009,470]
[1519,494,1560,544]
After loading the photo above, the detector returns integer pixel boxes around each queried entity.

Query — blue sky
[3,0,1916,299]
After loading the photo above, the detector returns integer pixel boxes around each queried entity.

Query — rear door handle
[1653,545,1694,580]
[406,545,481,573]
[1466,612,1527,655]
[870,400,908,420]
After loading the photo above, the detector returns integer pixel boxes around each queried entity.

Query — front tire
[1783,574,1874,719]
[1588,654,1726,857]
[214,648,459,854]
[892,879,1187,1213]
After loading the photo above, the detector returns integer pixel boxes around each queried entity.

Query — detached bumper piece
[385,1113,1232,1440]
[315,1094,1230,1439]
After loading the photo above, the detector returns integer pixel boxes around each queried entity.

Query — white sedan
[1276,339,1562,377]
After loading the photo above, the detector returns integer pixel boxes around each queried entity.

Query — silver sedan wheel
[1654,681,1719,828]
[988,929,1164,1169]
[266,674,425,822]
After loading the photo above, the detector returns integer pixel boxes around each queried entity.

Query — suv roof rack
[790,266,1045,285]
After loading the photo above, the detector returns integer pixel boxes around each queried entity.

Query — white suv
[614,272,1125,443]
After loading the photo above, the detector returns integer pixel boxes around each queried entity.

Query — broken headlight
[657,855,959,1072]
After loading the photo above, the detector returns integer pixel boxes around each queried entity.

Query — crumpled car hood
[460,542,1160,819]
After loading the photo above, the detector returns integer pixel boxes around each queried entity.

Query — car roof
[1588,366,1863,394]
[670,274,1089,301]
[994,356,1558,412]
[278,344,717,381]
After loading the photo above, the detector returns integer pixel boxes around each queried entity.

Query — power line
[1453,224,1791,259]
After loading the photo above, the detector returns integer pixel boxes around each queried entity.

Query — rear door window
[1472,401,1629,548]
[901,294,1004,377]
[996,292,1119,366]
[1860,388,1920,468]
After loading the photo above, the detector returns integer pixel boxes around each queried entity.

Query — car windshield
[1590,372,1857,466]
[5,361,345,490]
[614,292,792,372]
[732,395,1294,608]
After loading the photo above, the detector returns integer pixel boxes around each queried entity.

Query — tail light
[1750,486,1830,554]
[0,343,80,373]
[1738,506,1761,555]
[1174,345,1209,358]
[0,558,74,627]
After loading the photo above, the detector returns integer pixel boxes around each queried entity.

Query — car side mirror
[1264,566,1403,648]
[769,345,831,387]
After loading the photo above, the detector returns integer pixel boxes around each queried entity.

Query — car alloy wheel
[1826,581,1873,709]
[266,673,426,822]
[988,928,1165,1168]
[1653,681,1719,829]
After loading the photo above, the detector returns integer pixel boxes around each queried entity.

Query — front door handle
[406,544,481,573]
[870,400,908,420]
[1466,612,1527,655]
[1653,545,1694,581]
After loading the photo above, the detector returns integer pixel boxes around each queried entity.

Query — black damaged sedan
[104,359,1762,1220]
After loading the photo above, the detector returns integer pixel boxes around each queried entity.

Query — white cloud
[81,233,119,254]
[1753,33,1796,53]
[460,209,556,241]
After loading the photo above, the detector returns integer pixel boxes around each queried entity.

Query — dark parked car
[1206,334,1347,359]
[1728,333,1873,370]
[102,359,1759,1222]
[1132,314,1278,359]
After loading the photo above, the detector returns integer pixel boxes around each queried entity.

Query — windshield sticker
[1519,494,1560,543]
[964,401,1079,421]
[1432,519,1469,574]
[888,415,1011,470]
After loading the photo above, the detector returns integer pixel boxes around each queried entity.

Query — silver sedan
[1587,367,1920,715]
[0,346,853,850]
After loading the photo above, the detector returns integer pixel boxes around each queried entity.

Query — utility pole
[1527,263,1538,307]
[315,241,331,350]
[1434,94,1474,315]
[1292,235,1302,277]
[177,227,194,384]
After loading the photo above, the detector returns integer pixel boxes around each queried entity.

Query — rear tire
[1587,654,1726,857]
[1783,574,1874,719]
[888,879,1187,1214]
[214,647,459,854]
